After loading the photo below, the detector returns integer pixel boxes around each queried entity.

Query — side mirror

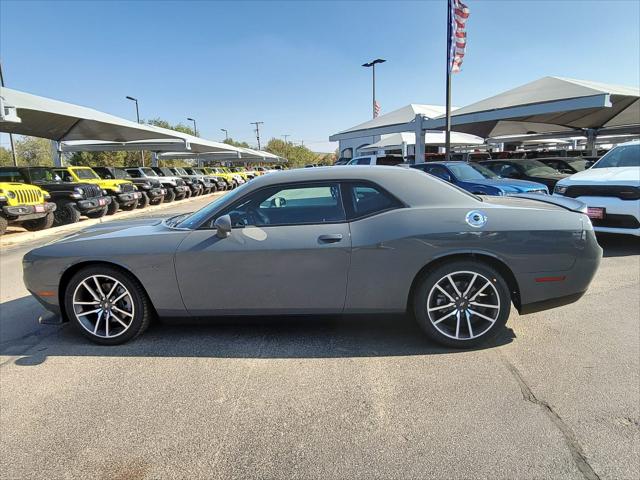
[214,214,232,238]
[271,197,287,208]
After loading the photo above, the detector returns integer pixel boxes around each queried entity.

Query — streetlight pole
[187,117,198,137]
[282,134,290,159]
[0,61,18,166]
[221,129,228,141]
[362,58,386,119]
[250,121,264,150]
[125,96,144,165]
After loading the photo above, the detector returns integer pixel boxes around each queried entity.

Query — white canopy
[329,104,453,141]
[359,131,484,151]
[0,87,186,143]
[422,77,640,137]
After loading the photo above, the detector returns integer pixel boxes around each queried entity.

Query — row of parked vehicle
[0,164,269,236]
[342,141,639,236]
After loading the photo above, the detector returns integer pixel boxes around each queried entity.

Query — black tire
[64,265,152,345]
[137,192,150,209]
[412,260,511,349]
[120,200,138,211]
[22,211,55,231]
[150,195,164,206]
[85,206,108,219]
[164,188,176,203]
[53,201,81,226]
[184,188,192,199]
[0,215,7,235]
[107,197,120,215]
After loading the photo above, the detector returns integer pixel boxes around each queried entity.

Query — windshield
[183,168,196,175]
[593,144,640,168]
[567,159,589,171]
[448,163,497,180]
[142,168,158,177]
[27,168,59,182]
[176,181,254,229]
[112,168,130,179]
[517,160,559,176]
[0,169,25,182]
[175,168,188,175]
[74,168,100,179]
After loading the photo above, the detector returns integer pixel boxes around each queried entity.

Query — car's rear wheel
[65,266,152,345]
[412,261,510,348]
[22,211,55,231]
[164,188,176,203]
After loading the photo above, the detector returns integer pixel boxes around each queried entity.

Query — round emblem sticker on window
[465,210,487,228]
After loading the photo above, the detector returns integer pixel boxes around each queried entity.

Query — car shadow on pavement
[597,233,640,258]
[0,297,515,365]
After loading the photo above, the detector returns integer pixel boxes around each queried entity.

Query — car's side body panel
[175,224,352,315]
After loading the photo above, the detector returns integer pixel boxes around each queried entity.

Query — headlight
[102,189,108,196]
[142,182,151,190]
[113,186,121,193]
[554,184,568,195]
[7,191,16,199]
[74,187,84,195]
[44,192,51,200]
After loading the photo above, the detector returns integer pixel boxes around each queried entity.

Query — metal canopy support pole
[50,140,62,167]
[586,128,597,156]
[413,114,425,164]
[151,152,159,167]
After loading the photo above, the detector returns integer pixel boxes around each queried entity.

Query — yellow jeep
[0,182,56,235]
[202,167,238,189]
[54,166,142,215]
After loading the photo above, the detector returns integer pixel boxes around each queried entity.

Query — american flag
[450,0,470,73]
[374,100,381,118]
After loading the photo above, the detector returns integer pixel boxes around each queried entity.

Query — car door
[175,182,352,316]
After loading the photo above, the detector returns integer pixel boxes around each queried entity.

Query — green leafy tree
[223,137,251,148]
[0,147,15,167]
[15,136,53,166]
[265,138,325,168]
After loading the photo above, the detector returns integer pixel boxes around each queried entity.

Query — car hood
[559,166,640,185]
[462,178,547,192]
[52,217,169,244]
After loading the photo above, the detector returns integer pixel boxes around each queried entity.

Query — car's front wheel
[65,266,152,345]
[413,261,510,348]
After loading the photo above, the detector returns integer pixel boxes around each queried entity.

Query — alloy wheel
[426,270,500,340]
[71,274,135,339]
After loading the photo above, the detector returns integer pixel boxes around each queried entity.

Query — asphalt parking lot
[1,195,638,480]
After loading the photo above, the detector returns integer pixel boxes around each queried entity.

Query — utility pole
[126,96,145,165]
[250,121,264,150]
[0,61,18,166]
[282,135,290,159]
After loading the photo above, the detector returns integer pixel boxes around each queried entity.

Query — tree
[0,147,14,167]
[264,138,324,168]
[15,137,53,166]
[223,137,251,148]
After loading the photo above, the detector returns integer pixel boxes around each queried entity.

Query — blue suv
[411,161,548,195]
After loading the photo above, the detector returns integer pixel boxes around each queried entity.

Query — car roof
[238,165,478,208]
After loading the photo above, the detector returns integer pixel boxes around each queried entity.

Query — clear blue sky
[1,0,639,152]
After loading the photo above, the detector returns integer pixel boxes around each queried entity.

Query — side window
[56,170,74,183]
[219,183,345,228]
[424,166,450,180]
[127,170,141,178]
[355,157,371,165]
[344,182,403,220]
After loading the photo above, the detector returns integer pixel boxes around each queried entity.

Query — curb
[0,191,225,248]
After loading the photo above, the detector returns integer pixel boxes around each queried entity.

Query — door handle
[318,234,343,243]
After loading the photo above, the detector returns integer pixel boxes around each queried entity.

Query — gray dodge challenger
[23,166,602,347]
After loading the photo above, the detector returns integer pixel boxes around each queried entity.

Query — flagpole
[372,62,376,119]
[445,0,453,161]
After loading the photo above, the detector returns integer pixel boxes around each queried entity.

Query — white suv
[553,141,639,236]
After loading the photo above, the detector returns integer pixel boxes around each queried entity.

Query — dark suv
[93,166,166,208]
[0,166,111,225]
